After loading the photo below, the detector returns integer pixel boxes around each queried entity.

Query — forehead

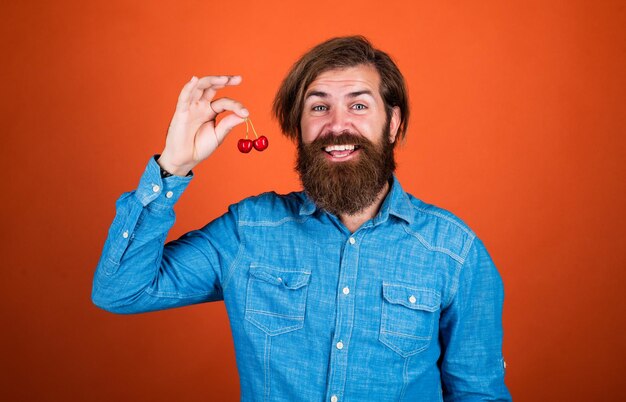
[305,65,382,97]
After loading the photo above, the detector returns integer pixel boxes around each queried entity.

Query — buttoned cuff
[134,155,193,208]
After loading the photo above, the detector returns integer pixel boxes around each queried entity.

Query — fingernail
[241,108,249,116]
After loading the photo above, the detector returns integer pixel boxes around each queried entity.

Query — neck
[339,180,391,233]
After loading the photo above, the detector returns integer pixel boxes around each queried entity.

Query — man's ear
[388,106,401,144]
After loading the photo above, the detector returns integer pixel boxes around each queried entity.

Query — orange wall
[1,1,624,401]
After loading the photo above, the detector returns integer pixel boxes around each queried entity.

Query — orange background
[1,1,625,401]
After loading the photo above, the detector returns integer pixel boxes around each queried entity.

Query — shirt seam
[222,202,245,292]
[401,225,470,265]
[144,287,213,299]
[412,205,474,237]
[240,216,310,227]
[443,236,476,309]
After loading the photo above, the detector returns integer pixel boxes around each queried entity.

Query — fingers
[175,76,199,112]
[197,75,242,89]
[210,97,249,119]
[211,96,249,142]
[197,75,242,103]
[176,75,242,112]
[214,114,247,143]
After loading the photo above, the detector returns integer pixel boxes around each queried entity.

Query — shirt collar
[376,175,414,225]
[299,192,318,216]
[298,175,414,225]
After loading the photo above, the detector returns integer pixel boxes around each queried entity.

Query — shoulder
[403,193,477,265]
[235,190,310,226]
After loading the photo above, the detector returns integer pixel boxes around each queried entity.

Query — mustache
[309,132,373,148]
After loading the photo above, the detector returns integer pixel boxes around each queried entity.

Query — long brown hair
[272,36,410,143]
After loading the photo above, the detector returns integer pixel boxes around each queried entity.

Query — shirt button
[349,237,356,245]
[122,231,129,239]
[336,341,344,350]
[165,191,173,198]
[342,287,350,295]
[331,396,338,402]
[152,184,160,193]
[409,295,417,304]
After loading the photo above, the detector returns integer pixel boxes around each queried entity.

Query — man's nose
[328,108,351,134]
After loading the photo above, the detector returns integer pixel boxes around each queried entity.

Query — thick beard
[296,127,396,216]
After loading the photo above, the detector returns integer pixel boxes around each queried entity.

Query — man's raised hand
[158,75,249,176]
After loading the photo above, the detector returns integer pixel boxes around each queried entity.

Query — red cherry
[253,136,269,151]
[237,139,253,153]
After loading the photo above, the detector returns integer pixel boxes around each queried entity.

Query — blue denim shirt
[92,156,511,402]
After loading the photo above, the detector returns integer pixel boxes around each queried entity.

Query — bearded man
[92,36,512,401]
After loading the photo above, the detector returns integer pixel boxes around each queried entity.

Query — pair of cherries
[237,117,268,153]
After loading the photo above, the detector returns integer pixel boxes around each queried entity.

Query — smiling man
[92,36,512,401]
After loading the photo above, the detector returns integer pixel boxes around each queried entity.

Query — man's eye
[312,105,328,111]
[352,104,367,110]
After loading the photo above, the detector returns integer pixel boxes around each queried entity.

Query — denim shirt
[92,156,511,402]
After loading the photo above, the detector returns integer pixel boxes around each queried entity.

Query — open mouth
[323,144,361,160]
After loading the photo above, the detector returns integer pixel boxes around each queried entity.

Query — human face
[296,65,401,216]
[300,65,400,161]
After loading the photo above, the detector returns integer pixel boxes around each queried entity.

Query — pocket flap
[249,265,311,290]
[382,283,440,312]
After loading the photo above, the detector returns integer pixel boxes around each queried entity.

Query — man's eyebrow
[305,91,328,99]
[304,89,375,100]
[347,90,374,98]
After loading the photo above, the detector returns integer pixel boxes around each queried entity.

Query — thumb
[214,115,247,145]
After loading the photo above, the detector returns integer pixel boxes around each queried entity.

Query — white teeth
[324,144,355,152]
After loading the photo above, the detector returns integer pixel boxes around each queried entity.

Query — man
[92,36,512,401]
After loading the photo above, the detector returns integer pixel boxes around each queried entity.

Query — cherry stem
[246,117,259,139]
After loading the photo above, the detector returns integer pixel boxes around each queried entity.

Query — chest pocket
[379,282,441,357]
[245,264,311,336]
